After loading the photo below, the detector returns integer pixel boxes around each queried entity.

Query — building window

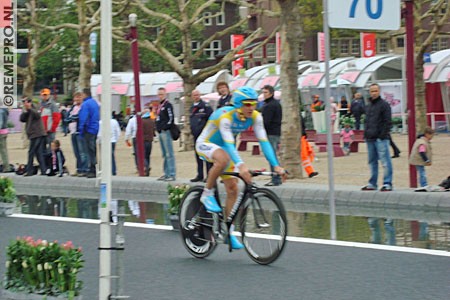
[253,46,263,58]
[216,12,225,25]
[439,38,448,50]
[351,39,360,54]
[204,40,221,60]
[266,43,276,58]
[203,12,212,26]
[379,39,388,53]
[191,41,199,52]
[431,39,439,52]
[340,40,349,55]
[396,37,404,48]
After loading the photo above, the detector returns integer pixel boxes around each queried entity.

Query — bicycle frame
[213,171,274,252]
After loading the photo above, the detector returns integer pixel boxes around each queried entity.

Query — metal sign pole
[99,0,112,298]
[323,0,337,240]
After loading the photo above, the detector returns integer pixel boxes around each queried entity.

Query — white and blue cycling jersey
[196,106,279,168]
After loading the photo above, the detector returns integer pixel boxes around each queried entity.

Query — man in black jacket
[261,85,282,186]
[189,90,213,182]
[362,83,393,192]
[155,87,176,181]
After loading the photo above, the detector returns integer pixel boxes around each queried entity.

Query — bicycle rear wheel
[179,186,217,258]
[240,188,287,265]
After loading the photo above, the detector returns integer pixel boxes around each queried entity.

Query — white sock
[202,187,215,197]
[230,224,235,234]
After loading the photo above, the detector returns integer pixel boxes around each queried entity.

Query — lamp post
[128,13,145,176]
[404,0,417,187]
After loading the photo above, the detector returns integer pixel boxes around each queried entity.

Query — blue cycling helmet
[231,86,258,108]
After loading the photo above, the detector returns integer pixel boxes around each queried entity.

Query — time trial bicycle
[178,170,287,265]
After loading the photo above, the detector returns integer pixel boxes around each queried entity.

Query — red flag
[276,32,281,64]
[361,33,376,58]
[231,34,245,76]
[317,32,325,62]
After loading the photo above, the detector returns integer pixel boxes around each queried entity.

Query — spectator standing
[77,89,100,178]
[362,83,393,192]
[216,81,232,109]
[124,114,138,171]
[98,116,121,176]
[155,87,176,181]
[338,96,350,116]
[300,116,318,178]
[189,89,213,182]
[39,88,61,153]
[390,135,401,158]
[409,127,435,188]
[0,107,13,172]
[20,98,48,176]
[350,92,365,130]
[66,92,88,176]
[60,105,69,136]
[142,104,156,176]
[261,85,282,186]
[310,95,324,112]
[329,97,339,131]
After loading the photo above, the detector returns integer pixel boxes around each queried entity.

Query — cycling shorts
[195,142,239,180]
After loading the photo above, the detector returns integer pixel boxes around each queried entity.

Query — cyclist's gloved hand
[238,163,252,184]
[274,166,288,182]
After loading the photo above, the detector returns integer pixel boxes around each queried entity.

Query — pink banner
[231,34,245,77]
[361,33,376,58]
[317,32,325,62]
[0,1,12,28]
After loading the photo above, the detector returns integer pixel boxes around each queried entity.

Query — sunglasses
[242,101,257,107]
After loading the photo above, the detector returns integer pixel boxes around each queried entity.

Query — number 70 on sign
[328,0,400,30]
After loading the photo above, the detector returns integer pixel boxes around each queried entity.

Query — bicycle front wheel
[240,188,287,265]
[179,186,217,259]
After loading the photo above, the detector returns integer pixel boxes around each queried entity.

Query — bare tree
[28,0,131,90]
[127,0,279,150]
[413,0,450,131]
[17,0,61,97]
[276,0,303,178]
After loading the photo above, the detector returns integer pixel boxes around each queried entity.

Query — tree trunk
[181,81,196,151]
[277,0,302,178]
[77,0,93,90]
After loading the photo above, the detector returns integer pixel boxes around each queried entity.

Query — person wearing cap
[39,88,61,153]
[20,98,48,176]
[310,94,324,112]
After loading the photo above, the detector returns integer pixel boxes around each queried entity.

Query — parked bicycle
[179,170,287,265]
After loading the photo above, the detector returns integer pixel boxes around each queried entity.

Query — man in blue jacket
[77,89,100,178]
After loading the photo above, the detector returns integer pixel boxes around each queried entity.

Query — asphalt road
[1,217,449,300]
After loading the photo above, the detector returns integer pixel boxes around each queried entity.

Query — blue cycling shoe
[200,195,222,213]
[228,234,244,250]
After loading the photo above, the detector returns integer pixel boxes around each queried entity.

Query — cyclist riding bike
[195,86,287,250]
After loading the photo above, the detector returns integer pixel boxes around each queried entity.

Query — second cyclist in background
[195,86,287,249]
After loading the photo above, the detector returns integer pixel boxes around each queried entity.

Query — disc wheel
[240,188,287,265]
[179,186,217,258]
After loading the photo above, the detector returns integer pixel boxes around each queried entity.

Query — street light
[128,13,145,177]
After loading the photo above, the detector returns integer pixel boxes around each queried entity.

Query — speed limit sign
[328,0,400,30]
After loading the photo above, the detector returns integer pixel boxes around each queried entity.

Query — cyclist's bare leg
[222,178,238,218]
[204,148,229,190]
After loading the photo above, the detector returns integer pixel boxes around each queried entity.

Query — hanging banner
[90,32,98,64]
[379,83,402,114]
[317,32,325,62]
[276,32,281,64]
[360,32,376,58]
[231,34,244,77]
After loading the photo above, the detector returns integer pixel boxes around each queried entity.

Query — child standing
[340,123,354,155]
[47,139,66,177]
[409,127,435,189]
